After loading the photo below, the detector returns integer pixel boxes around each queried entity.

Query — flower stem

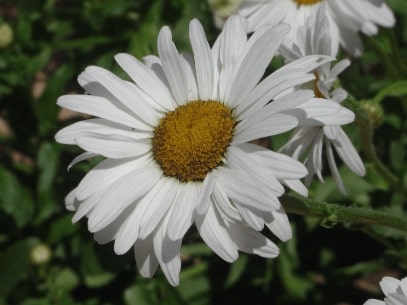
[345,98,407,197]
[281,194,407,232]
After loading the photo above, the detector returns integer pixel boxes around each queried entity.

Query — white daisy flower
[237,0,395,56]
[279,7,365,194]
[56,16,344,286]
[364,276,407,305]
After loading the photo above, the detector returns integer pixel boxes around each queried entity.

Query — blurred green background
[0,0,406,304]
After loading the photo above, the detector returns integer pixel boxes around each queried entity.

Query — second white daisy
[237,0,395,56]
[279,7,366,194]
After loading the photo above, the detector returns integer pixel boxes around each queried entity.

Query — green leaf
[224,254,248,288]
[0,239,35,297]
[373,80,407,104]
[53,268,79,292]
[47,215,77,244]
[124,284,153,305]
[0,165,34,227]
[81,243,115,288]
[34,64,74,135]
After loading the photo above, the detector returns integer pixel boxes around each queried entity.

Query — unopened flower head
[364,276,407,305]
[208,0,244,28]
[237,0,395,56]
[279,8,366,194]
[56,15,344,285]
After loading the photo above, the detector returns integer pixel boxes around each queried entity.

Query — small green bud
[0,22,13,49]
[208,0,243,28]
[360,100,384,127]
[30,243,52,265]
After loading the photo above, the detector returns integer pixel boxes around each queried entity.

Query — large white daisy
[56,15,344,286]
[364,276,407,305]
[237,0,395,56]
[279,8,366,194]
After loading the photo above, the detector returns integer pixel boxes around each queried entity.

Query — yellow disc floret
[294,0,322,5]
[153,100,235,182]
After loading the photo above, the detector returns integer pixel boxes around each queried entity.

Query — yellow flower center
[153,100,235,182]
[294,0,322,5]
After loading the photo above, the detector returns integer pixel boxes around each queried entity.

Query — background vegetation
[0,0,406,304]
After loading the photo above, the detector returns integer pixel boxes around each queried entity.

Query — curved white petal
[75,132,151,159]
[138,177,179,239]
[87,166,161,232]
[195,170,218,215]
[333,128,366,176]
[134,236,159,278]
[218,167,280,211]
[157,26,188,105]
[166,183,198,241]
[226,221,280,258]
[195,203,238,263]
[78,66,160,126]
[114,53,176,111]
[189,19,214,100]
[57,95,152,131]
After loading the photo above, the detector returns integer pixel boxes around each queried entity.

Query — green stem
[386,29,407,75]
[345,98,407,197]
[281,194,407,232]
[387,30,407,115]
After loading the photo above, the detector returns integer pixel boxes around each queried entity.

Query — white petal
[363,300,385,305]
[57,95,151,131]
[326,140,347,194]
[386,294,407,305]
[153,214,182,286]
[189,19,214,100]
[380,277,400,295]
[226,221,280,258]
[75,132,151,159]
[157,26,188,105]
[78,66,159,126]
[238,143,308,180]
[180,53,199,101]
[68,152,98,171]
[114,53,175,110]
[333,128,366,176]
[93,208,131,244]
[237,72,315,119]
[226,145,284,195]
[218,167,280,211]
[228,24,290,107]
[283,179,308,197]
[233,113,298,144]
[55,118,151,145]
[235,204,264,231]
[196,170,218,215]
[138,178,179,239]
[65,188,78,211]
[212,185,241,222]
[279,55,334,72]
[113,178,169,255]
[73,193,100,223]
[264,208,292,242]
[323,125,338,140]
[76,155,150,201]
[166,183,198,241]
[218,15,247,103]
[134,236,159,278]
[195,203,238,263]
[87,166,161,232]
